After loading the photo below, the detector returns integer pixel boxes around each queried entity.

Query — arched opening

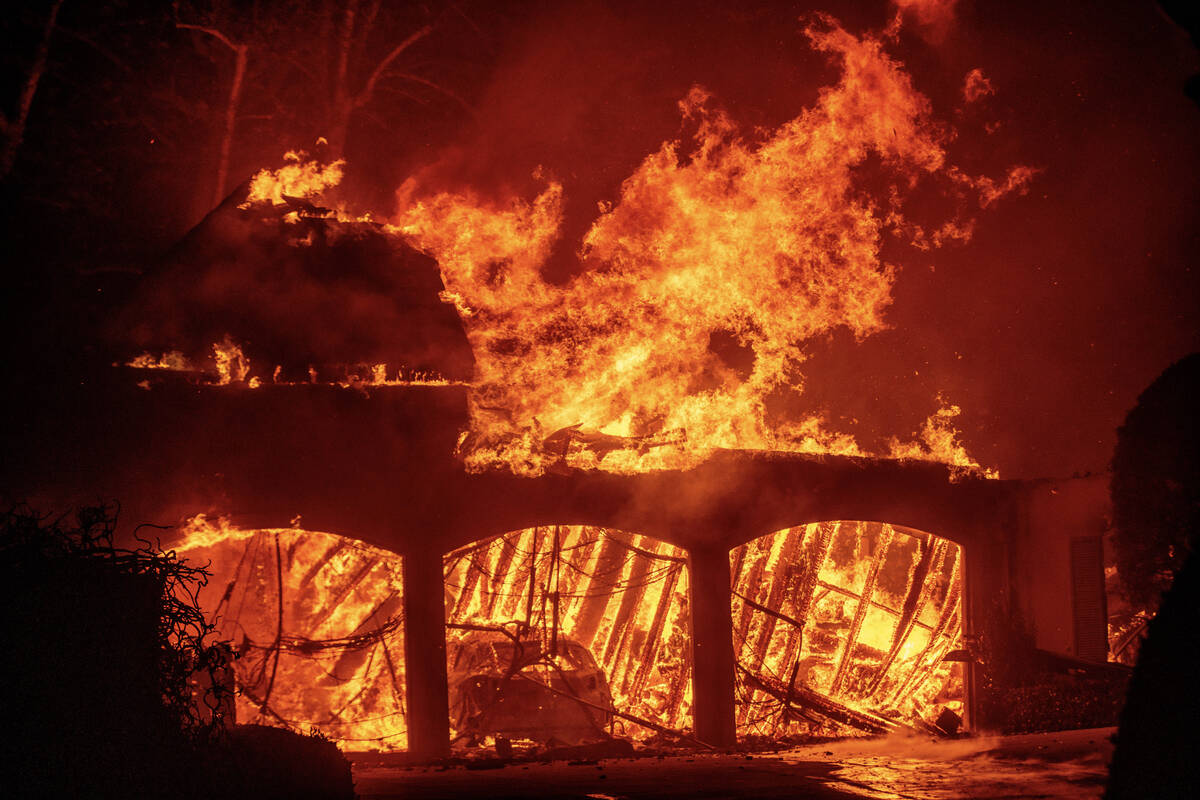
[176,516,408,750]
[731,521,963,739]
[442,526,691,751]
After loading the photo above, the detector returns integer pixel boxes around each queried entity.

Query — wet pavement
[352,726,1114,799]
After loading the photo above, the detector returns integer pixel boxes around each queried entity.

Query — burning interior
[176,517,964,752]
[178,520,410,749]
[444,527,690,747]
[732,522,963,740]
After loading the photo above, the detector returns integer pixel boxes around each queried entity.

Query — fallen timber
[739,666,911,737]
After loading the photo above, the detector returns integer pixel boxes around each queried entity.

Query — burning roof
[111,169,473,386]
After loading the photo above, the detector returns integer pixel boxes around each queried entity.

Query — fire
[963,68,995,103]
[242,150,345,207]
[122,16,1009,479]
[176,516,409,749]
[176,519,692,750]
[125,350,189,371]
[732,522,963,738]
[892,0,958,28]
[212,337,250,385]
[391,17,1024,477]
[178,516,961,749]
[128,337,458,390]
[444,527,691,743]
[886,401,999,480]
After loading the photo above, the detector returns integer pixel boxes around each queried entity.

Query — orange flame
[126,14,1017,480]
[127,336,458,391]
[212,337,250,385]
[732,522,963,738]
[444,527,691,741]
[125,351,190,371]
[243,150,345,207]
[393,19,1020,476]
[176,517,409,749]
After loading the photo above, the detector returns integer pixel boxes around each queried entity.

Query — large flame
[390,18,1026,476]
[243,150,345,207]
[126,15,1024,478]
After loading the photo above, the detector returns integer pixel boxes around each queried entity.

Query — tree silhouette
[1110,352,1200,611]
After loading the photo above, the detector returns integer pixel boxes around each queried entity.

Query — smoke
[112,184,475,383]
[962,68,994,103]
[892,0,958,42]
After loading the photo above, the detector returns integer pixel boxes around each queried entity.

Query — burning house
[3,2,1195,792]
[3,168,1114,758]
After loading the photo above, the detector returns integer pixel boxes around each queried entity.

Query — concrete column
[688,545,737,748]
[961,543,979,733]
[402,544,450,760]
[960,521,1011,733]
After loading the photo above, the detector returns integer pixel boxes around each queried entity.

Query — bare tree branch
[57,24,132,74]
[175,22,240,53]
[390,70,475,114]
[355,24,433,109]
[1,0,66,180]
[176,20,249,205]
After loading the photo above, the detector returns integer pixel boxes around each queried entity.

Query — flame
[125,351,190,371]
[732,522,963,738]
[963,68,995,103]
[178,517,960,749]
[393,18,1020,477]
[127,336,458,390]
[243,150,345,207]
[212,337,250,385]
[886,400,998,479]
[176,516,409,749]
[121,16,1021,480]
[892,0,957,28]
[177,519,691,749]
[444,527,691,742]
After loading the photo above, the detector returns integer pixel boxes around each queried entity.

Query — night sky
[2,0,1197,481]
